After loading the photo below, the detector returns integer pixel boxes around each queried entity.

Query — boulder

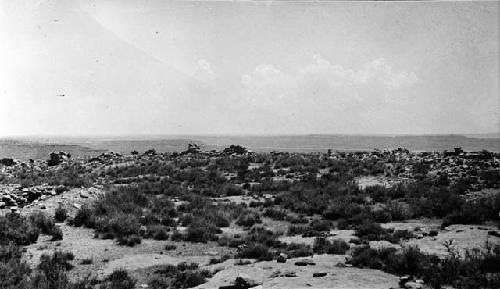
[404,282,423,289]
[295,259,316,266]
[73,203,82,210]
[335,262,346,268]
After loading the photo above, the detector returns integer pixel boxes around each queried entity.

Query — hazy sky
[1,0,498,136]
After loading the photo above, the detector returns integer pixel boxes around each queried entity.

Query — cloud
[193,59,216,92]
[241,64,295,106]
[241,55,419,108]
[304,55,419,89]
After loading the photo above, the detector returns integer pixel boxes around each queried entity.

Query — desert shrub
[350,246,397,270]
[171,230,184,242]
[31,251,75,289]
[0,243,32,288]
[336,218,349,230]
[95,213,141,239]
[209,254,230,265]
[29,211,62,240]
[355,220,386,240]
[310,219,332,232]
[283,243,313,258]
[164,244,177,251]
[263,208,288,220]
[55,186,67,194]
[245,226,283,248]
[148,225,169,240]
[236,211,262,227]
[236,243,273,261]
[0,213,40,245]
[80,258,93,265]
[100,269,136,289]
[313,237,350,255]
[51,226,63,241]
[149,262,212,289]
[350,244,500,289]
[386,201,411,221]
[287,225,310,236]
[285,214,309,224]
[323,201,364,220]
[185,219,220,243]
[54,207,68,223]
[70,206,95,228]
[372,209,392,223]
[171,270,212,289]
[117,235,142,247]
[224,185,244,196]
[234,259,252,266]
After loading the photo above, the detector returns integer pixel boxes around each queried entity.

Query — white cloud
[193,59,216,92]
[241,55,419,108]
[303,55,419,89]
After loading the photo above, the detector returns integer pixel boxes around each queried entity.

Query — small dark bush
[55,207,68,223]
[165,244,177,251]
[236,212,262,227]
[209,254,230,265]
[51,226,63,241]
[100,269,136,289]
[310,219,332,232]
[287,225,310,236]
[336,218,349,230]
[284,243,313,258]
[71,206,95,228]
[313,237,350,255]
[236,243,274,261]
[264,208,288,220]
[80,258,93,265]
[117,234,142,247]
[0,213,40,245]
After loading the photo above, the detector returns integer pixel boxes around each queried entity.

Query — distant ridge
[0,139,105,160]
[193,134,500,153]
[1,134,499,160]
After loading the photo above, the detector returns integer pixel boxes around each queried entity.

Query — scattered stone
[488,231,500,238]
[313,272,327,278]
[0,201,5,209]
[404,281,423,289]
[80,192,89,198]
[295,259,316,266]
[139,284,148,289]
[399,276,413,287]
[40,205,46,210]
[284,271,297,277]
[276,254,287,263]
[73,203,82,210]
[335,262,346,268]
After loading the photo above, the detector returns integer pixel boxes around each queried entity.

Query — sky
[0,0,498,136]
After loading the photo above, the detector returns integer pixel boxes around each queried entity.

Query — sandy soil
[193,254,400,289]
[24,223,236,281]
